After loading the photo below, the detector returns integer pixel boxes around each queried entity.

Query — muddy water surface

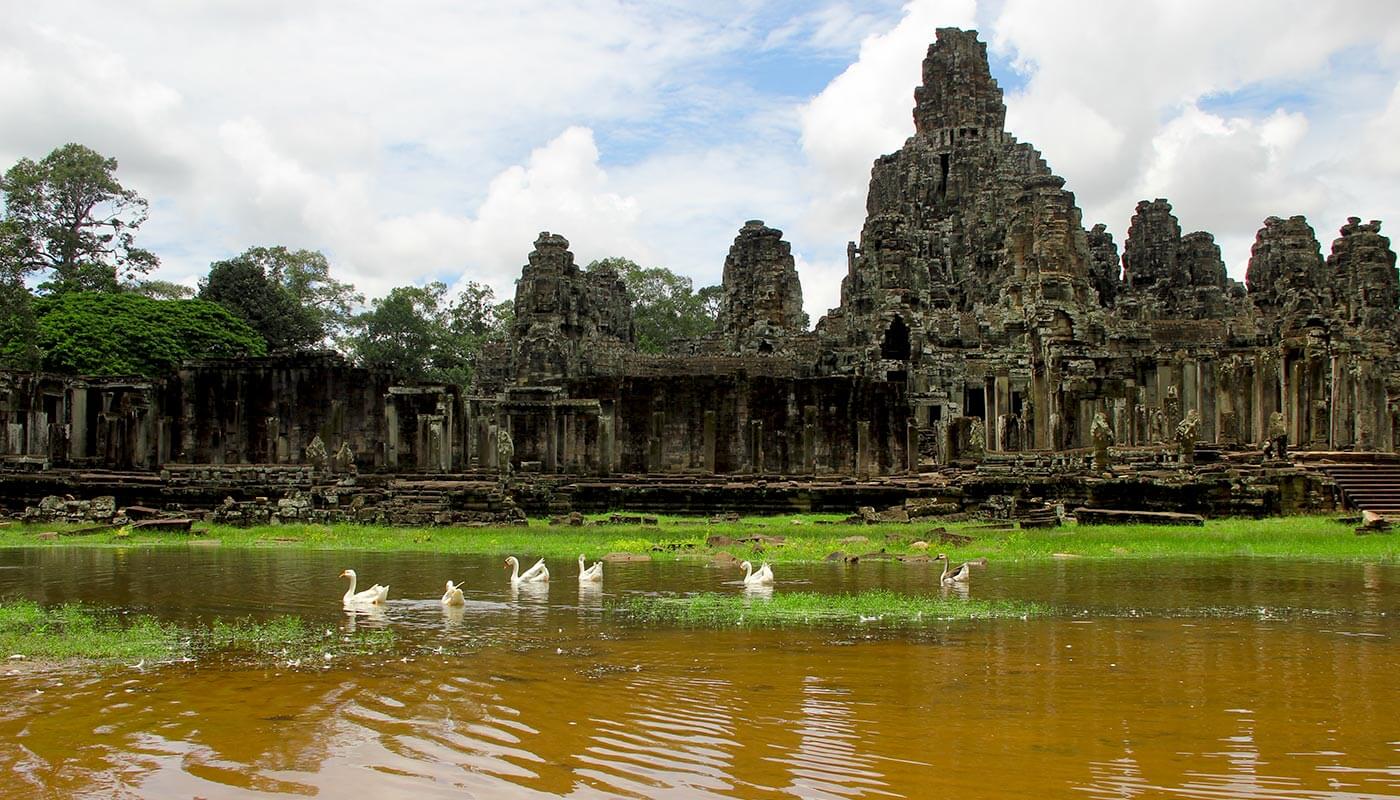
[0,547,1395,799]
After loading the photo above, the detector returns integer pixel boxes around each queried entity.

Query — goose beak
[338,570,349,577]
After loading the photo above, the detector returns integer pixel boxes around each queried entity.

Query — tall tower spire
[913,28,1007,137]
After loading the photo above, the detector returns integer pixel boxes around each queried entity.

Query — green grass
[610,590,1048,628]
[0,599,394,666]
[1,513,1394,564]
[0,600,178,661]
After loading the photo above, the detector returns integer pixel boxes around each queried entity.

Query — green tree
[587,257,720,353]
[0,282,40,370]
[348,282,452,383]
[200,255,320,352]
[346,281,511,384]
[0,223,40,369]
[34,292,265,376]
[228,246,363,343]
[0,144,158,293]
[130,279,194,300]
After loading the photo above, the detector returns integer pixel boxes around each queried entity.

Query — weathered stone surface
[1123,200,1240,316]
[1247,215,1330,324]
[509,232,634,385]
[713,221,805,353]
[1085,223,1122,307]
[1328,218,1398,330]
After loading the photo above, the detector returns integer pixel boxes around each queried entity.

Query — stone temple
[3,29,1398,521]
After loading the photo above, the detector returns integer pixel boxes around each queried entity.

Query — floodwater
[0,547,1396,799]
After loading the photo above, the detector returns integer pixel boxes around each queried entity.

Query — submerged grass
[1,513,1394,564]
[610,590,1048,628]
[0,600,178,661]
[0,599,394,666]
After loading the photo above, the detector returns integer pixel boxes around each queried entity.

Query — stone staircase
[1317,462,1400,515]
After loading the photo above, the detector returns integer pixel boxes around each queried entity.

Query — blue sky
[2,0,1398,321]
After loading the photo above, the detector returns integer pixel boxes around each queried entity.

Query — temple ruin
[3,28,1397,521]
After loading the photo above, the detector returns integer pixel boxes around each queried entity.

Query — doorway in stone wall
[881,316,911,361]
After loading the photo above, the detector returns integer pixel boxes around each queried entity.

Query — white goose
[505,556,549,584]
[441,580,465,607]
[339,569,389,606]
[739,560,775,586]
[578,554,603,583]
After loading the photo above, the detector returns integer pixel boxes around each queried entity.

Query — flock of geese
[338,552,978,609]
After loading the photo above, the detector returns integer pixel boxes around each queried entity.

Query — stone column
[562,413,574,473]
[856,420,871,477]
[993,375,1009,451]
[1310,355,1329,448]
[180,377,197,462]
[702,410,716,474]
[906,418,919,473]
[802,405,817,474]
[477,418,493,469]
[599,414,613,476]
[648,411,664,473]
[384,397,398,469]
[70,389,87,460]
[545,407,558,473]
[749,419,764,474]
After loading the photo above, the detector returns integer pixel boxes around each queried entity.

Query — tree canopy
[587,257,720,353]
[345,280,510,384]
[0,280,40,371]
[33,292,266,376]
[199,246,362,352]
[0,143,158,293]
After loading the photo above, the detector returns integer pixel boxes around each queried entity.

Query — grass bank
[610,590,1048,628]
[0,599,394,666]
[0,514,1394,563]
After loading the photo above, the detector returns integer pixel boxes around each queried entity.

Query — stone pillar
[994,375,1009,451]
[856,420,871,477]
[562,413,574,473]
[384,397,398,469]
[1310,355,1329,448]
[545,407,558,473]
[70,389,87,460]
[1331,354,1349,449]
[180,378,197,462]
[1182,359,1198,419]
[477,418,493,469]
[702,410,717,473]
[802,405,817,474]
[648,411,664,473]
[906,418,919,473]
[599,414,613,476]
[749,419,764,474]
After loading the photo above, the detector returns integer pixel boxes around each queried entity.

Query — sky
[3,0,1399,324]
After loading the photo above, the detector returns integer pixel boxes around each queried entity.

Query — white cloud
[462,126,644,290]
[992,0,1400,275]
[798,0,979,241]
[1,0,1398,320]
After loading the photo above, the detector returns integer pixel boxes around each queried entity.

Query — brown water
[0,548,1396,799]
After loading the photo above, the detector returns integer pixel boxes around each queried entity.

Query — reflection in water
[509,580,550,605]
[940,581,970,601]
[0,549,1395,798]
[577,581,604,609]
[342,603,388,631]
[743,583,775,601]
[441,603,467,628]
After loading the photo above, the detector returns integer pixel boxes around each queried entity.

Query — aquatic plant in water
[0,600,395,666]
[609,590,1047,628]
